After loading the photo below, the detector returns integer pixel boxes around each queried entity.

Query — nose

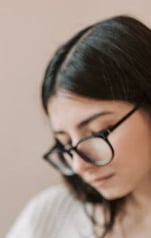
[71,151,94,176]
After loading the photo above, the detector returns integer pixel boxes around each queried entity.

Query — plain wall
[1,0,151,237]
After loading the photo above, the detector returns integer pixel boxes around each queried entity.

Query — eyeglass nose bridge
[67,146,94,165]
[63,142,89,163]
[64,144,78,158]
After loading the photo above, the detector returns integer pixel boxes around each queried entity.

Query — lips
[88,173,115,186]
[94,174,114,181]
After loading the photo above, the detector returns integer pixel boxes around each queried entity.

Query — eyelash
[90,125,113,135]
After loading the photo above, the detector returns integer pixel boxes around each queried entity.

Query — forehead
[47,92,129,131]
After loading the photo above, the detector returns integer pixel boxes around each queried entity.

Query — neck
[120,171,151,223]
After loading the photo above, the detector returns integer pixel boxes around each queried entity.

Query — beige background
[1,0,151,237]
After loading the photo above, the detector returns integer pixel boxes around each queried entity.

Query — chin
[98,188,131,201]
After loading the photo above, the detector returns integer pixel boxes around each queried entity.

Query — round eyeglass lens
[76,137,113,166]
[48,149,74,176]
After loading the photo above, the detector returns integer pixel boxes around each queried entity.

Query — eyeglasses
[43,103,141,176]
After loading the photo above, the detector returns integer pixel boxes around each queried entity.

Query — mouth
[89,173,115,187]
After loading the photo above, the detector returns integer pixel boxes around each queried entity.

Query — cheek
[98,126,151,199]
[108,119,151,179]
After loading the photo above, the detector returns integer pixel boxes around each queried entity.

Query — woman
[7,15,151,238]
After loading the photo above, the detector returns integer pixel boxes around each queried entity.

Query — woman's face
[48,92,151,200]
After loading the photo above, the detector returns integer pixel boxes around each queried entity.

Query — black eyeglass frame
[43,103,141,174]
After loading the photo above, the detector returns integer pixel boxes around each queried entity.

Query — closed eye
[91,125,113,135]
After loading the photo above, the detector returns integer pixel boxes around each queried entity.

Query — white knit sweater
[6,184,122,238]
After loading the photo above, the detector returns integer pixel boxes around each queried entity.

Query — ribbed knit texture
[6,184,123,238]
[5,184,95,238]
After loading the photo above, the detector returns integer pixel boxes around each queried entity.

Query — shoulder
[6,183,79,238]
[26,183,77,217]
[29,183,74,207]
[17,183,77,221]
[6,184,106,238]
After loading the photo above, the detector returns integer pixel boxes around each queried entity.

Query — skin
[48,92,151,237]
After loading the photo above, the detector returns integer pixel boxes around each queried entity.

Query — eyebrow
[53,110,114,135]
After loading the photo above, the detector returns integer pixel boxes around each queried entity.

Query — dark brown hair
[41,15,151,237]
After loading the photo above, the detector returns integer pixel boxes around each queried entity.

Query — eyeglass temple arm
[109,103,141,133]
